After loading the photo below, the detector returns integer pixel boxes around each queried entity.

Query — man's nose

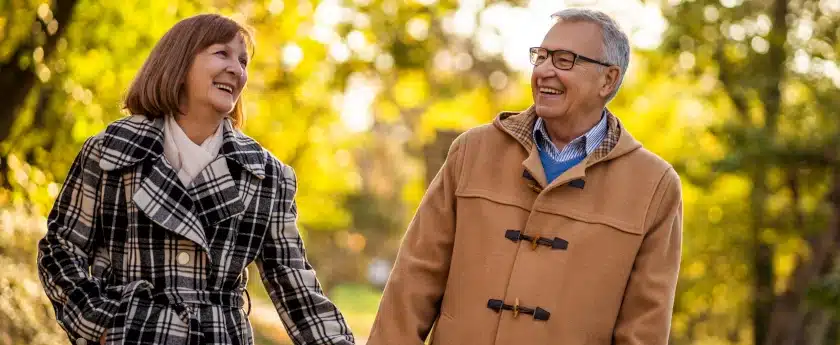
[533,59,557,78]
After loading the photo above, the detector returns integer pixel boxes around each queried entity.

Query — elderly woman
[37,13,354,345]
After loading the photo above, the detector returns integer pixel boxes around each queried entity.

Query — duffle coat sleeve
[612,168,682,345]
[366,132,466,344]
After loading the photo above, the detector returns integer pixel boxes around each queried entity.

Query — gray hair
[551,8,630,102]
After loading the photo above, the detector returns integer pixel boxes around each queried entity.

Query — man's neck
[175,108,223,145]
[542,108,603,149]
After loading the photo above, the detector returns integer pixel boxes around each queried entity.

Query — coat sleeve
[37,136,120,344]
[613,167,683,345]
[257,163,355,345]
[367,131,467,345]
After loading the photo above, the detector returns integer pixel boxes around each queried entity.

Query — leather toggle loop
[487,298,550,321]
[505,230,569,250]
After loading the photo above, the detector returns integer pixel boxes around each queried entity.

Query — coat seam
[642,167,675,234]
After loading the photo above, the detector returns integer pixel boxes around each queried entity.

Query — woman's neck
[174,112,222,145]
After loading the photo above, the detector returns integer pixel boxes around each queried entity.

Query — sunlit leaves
[658,0,840,343]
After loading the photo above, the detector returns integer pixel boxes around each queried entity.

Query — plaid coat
[37,115,354,345]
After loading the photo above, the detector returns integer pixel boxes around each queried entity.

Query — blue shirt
[533,110,608,182]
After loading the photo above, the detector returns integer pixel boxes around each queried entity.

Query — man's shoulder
[626,146,673,172]
[611,142,680,195]
[456,121,522,148]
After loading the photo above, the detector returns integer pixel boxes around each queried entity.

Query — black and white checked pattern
[37,115,354,345]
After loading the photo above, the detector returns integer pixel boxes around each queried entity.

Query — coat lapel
[133,157,211,253]
[187,157,244,229]
[218,119,266,180]
[191,119,265,227]
[189,119,265,262]
[98,116,267,256]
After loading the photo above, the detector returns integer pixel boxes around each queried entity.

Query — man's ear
[599,66,621,98]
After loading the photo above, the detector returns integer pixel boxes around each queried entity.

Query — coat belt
[149,287,250,311]
[110,281,251,345]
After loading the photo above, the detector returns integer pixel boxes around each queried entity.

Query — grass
[329,283,384,339]
[248,282,383,345]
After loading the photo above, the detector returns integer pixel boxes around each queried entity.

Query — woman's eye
[215,50,228,57]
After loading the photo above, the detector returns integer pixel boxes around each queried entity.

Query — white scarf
[163,115,225,187]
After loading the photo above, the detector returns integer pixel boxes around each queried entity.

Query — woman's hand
[99,332,106,345]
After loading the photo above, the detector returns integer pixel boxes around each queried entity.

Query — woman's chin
[211,103,236,117]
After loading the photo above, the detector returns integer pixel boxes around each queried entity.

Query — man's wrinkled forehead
[540,20,604,55]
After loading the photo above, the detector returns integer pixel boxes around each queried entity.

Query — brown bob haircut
[124,14,255,128]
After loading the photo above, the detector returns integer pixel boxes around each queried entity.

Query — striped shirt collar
[532,109,608,162]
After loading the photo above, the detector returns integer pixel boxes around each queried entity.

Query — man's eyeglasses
[529,47,612,70]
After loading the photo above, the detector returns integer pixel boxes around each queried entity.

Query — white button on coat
[177,252,191,265]
[75,338,87,345]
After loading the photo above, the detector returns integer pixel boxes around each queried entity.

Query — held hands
[100,332,106,345]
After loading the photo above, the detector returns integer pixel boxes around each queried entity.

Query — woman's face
[182,34,249,117]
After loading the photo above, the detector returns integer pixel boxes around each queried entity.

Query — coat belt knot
[107,281,250,345]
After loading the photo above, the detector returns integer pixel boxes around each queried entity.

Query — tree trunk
[824,318,839,345]
[423,130,460,187]
[0,0,78,144]
[805,311,833,345]
[753,172,774,345]
[766,166,840,345]
[754,0,790,343]
[0,156,9,189]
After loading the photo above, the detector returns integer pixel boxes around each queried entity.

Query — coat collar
[493,105,640,191]
[493,105,623,164]
[99,115,266,179]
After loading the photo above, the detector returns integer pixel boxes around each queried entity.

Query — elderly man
[367,7,683,345]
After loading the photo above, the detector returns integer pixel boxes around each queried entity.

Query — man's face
[530,20,615,120]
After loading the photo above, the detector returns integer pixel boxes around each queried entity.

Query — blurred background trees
[1,0,839,344]
[658,0,840,344]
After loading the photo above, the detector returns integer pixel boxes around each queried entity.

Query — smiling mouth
[214,83,234,94]
[539,87,564,95]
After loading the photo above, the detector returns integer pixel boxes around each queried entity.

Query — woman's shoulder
[94,115,163,171]
[72,115,153,165]
[226,128,295,182]
[100,114,161,133]
[255,145,295,182]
